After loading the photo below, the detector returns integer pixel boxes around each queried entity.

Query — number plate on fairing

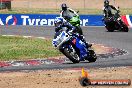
[53,31,71,48]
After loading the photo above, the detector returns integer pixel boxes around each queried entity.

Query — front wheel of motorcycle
[105,26,114,32]
[63,46,80,63]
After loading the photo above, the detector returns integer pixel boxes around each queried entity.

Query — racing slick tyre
[63,46,80,63]
[122,23,129,32]
[119,20,129,32]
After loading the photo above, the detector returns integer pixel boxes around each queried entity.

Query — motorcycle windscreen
[74,38,88,60]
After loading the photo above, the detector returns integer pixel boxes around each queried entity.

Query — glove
[68,30,73,35]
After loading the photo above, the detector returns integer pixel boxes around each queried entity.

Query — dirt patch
[0,67,131,88]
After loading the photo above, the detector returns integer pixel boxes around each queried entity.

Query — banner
[0,14,131,27]
[0,14,57,26]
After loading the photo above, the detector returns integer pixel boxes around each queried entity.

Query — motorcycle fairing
[69,16,80,26]
[72,37,88,61]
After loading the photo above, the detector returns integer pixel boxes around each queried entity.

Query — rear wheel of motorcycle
[63,47,80,63]
[122,24,129,32]
[87,50,97,62]
[119,20,129,32]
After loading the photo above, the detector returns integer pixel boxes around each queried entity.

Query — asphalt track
[0,26,132,71]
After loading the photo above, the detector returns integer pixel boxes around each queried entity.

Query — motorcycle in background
[102,9,129,32]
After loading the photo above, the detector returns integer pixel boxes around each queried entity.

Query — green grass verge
[0,36,62,61]
[0,8,132,15]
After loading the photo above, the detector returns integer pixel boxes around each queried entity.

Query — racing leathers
[103,5,119,18]
[54,21,90,61]
[60,8,79,21]
[55,20,76,34]
[54,21,89,49]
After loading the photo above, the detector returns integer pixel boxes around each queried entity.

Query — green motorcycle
[69,15,80,26]
[69,15,83,35]
[61,10,81,26]
[64,11,83,35]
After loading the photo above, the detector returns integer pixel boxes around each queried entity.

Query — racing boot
[79,35,92,49]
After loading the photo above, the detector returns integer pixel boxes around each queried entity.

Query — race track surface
[0,26,132,71]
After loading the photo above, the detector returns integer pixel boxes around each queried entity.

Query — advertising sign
[0,14,131,27]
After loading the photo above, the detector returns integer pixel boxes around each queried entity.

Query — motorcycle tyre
[63,47,80,63]
[122,23,129,32]
[105,26,114,32]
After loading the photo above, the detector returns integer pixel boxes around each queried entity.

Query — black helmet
[104,0,109,6]
[61,3,68,11]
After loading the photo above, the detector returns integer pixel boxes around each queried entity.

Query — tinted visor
[104,1,109,6]
[61,4,67,10]
[62,7,67,10]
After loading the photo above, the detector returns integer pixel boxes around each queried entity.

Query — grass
[0,36,62,61]
[0,8,132,15]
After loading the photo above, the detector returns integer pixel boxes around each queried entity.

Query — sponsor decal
[6,15,17,25]
[0,15,17,25]
[21,15,55,26]
[19,15,89,26]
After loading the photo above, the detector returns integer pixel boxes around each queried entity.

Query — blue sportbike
[52,30,97,63]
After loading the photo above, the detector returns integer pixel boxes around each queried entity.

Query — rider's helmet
[61,3,68,11]
[104,0,109,7]
[54,17,64,27]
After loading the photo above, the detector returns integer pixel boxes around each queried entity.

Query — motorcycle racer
[53,17,97,62]
[60,3,83,35]
[54,17,96,61]
[54,17,76,34]
[103,0,119,18]
[102,0,128,32]
[54,17,90,50]
[60,3,79,21]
